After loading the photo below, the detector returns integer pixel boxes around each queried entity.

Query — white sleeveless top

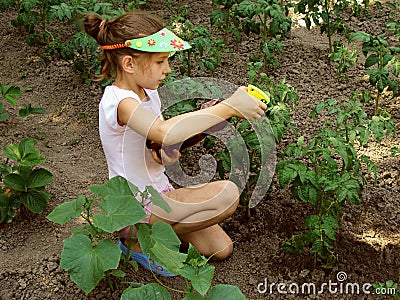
[98,85,169,192]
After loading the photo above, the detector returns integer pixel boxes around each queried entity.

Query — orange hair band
[101,41,132,50]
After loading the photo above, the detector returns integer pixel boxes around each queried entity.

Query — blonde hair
[83,12,164,81]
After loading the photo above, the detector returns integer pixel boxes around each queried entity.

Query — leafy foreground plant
[47,176,245,299]
[277,97,394,267]
[0,138,53,223]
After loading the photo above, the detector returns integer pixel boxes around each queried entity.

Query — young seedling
[350,31,400,115]
[0,84,23,122]
[0,138,53,223]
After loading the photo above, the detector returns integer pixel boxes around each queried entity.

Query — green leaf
[137,222,186,274]
[321,215,338,240]
[1,85,22,105]
[89,176,137,198]
[3,173,26,191]
[3,138,45,167]
[304,215,319,228]
[183,293,204,300]
[110,269,125,278]
[71,224,99,237]
[93,195,147,233]
[146,186,171,213]
[350,31,371,43]
[180,264,215,296]
[365,54,378,68]
[208,285,246,300]
[23,189,51,213]
[27,168,53,188]
[186,243,208,266]
[121,284,172,300]
[47,195,86,224]
[60,235,121,295]
[18,103,46,117]
[0,194,14,223]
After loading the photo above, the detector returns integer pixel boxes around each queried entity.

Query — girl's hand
[160,148,181,166]
[222,86,267,121]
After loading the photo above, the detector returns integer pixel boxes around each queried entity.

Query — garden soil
[0,0,399,299]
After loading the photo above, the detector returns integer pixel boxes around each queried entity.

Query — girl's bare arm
[118,87,267,145]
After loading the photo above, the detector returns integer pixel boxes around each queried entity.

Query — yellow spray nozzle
[248,84,271,106]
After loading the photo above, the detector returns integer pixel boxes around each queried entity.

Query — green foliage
[235,0,291,70]
[1,83,46,121]
[386,0,400,38]
[169,20,225,77]
[350,31,400,114]
[247,61,298,141]
[19,103,46,117]
[210,0,242,43]
[48,0,125,81]
[0,138,53,223]
[278,97,394,267]
[0,84,23,122]
[236,0,291,38]
[11,0,63,46]
[0,0,14,11]
[295,0,351,52]
[329,43,359,80]
[47,176,245,298]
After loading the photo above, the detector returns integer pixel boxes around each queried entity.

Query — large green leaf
[137,222,186,274]
[207,285,246,299]
[146,186,171,213]
[3,173,26,191]
[89,176,138,198]
[27,168,53,188]
[180,264,215,296]
[151,241,187,274]
[47,195,86,224]
[183,284,246,300]
[92,195,146,233]
[22,189,51,213]
[60,234,121,295]
[1,85,22,105]
[121,284,172,300]
[3,138,45,166]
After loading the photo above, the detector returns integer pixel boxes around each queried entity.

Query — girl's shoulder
[103,85,140,103]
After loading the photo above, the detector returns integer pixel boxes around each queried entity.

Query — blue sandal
[117,239,177,277]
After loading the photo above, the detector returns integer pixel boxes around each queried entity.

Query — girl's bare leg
[149,180,239,260]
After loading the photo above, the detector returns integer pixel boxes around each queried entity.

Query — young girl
[84,12,267,276]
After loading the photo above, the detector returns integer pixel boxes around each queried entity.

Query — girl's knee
[216,180,239,209]
[212,238,234,261]
[220,180,240,200]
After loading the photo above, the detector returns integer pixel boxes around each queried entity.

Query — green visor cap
[126,28,191,53]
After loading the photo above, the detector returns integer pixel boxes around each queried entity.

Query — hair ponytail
[82,12,163,81]
[83,14,103,41]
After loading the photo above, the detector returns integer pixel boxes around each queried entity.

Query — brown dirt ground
[0,0,399,299]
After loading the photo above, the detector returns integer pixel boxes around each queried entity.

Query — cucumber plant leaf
[93,195,147,233]
[121,283,172,300]
[47,195,86,224]
[60,234,121,295]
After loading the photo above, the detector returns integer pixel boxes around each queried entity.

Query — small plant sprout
[350,31,400,115]
[1,138,53,223]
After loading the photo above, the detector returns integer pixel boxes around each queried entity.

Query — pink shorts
[118,183,174,239]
